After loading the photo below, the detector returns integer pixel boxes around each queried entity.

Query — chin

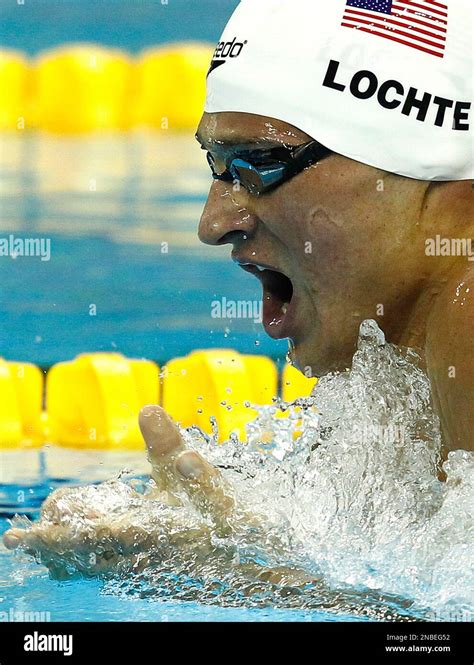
[291,337,353,378]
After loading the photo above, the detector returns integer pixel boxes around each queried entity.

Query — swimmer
[3,0,473,575]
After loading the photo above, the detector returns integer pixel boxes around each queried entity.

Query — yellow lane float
[163,350,277,441]
[0,359,44,447]
[45,353,160,448]
[133,43,213,130]
[32,45,133,133]
[0,49,30,131]
[0,352,317,448]
[281,364,317,402]
[0,42,214,133]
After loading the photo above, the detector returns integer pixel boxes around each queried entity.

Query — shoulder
[425,265,474,452]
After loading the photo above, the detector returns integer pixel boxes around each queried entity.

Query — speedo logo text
[208,37,248,76]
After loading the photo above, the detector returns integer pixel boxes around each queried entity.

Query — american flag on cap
[341,0,448,58]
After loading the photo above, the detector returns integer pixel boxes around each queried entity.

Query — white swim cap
[205,0,473,181]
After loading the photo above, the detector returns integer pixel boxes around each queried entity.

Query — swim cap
[205,0,473,181]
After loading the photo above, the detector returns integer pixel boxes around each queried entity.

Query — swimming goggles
[205,140,333,196]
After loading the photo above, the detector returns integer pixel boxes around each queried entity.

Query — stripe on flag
[342,0,448,58]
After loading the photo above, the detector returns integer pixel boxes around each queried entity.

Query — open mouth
[238,262,295,339]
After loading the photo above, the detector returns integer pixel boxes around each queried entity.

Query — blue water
[0,0,239,55]
[0,514,368,622]
[0,445,430,623]
[0,133,287,366]
[0,520,364,622]
[0,0,286,367]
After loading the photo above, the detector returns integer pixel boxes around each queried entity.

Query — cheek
[269,170,355,265]
[293,206,353,296]
[261,192,350,266]
[302,206,348,259]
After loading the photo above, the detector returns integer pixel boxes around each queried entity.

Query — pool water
[0,442,417,623]
[0,0,240,56]
[3,322,471,626]
[0,513,361,623]
[0,516,372,623]
[0,133,287,367]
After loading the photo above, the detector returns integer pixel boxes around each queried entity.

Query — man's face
[196,112,429,376]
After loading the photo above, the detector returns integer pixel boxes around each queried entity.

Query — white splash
[11,320,474,620]
[191,320,473,619]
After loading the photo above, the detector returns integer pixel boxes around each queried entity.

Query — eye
[240,150,272,166]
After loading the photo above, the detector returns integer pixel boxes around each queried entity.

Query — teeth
[281,303,289,315]
[241,263,266,272]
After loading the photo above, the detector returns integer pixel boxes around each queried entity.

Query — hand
[2,406,246,579]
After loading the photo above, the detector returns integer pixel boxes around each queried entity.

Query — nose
[198,181,258,246]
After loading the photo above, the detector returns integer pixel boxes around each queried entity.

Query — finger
[40,487,72,522]
[139,405,187,498]
[139,406,244,534]
[40,487,102,523]
[139,405,185,461]
[175,450,235,534]
[3,527,25,550]
[108,519,155,555]
[4,524,124,578]
[3,525,62,560]
[3,524,76,555]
